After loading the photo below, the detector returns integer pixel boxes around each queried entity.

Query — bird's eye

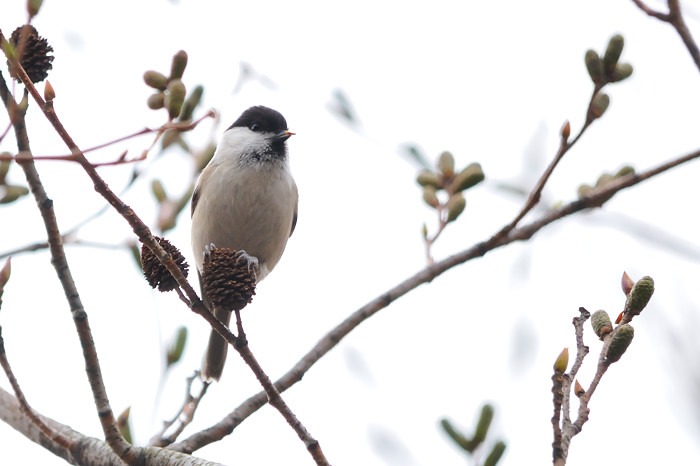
[250,123,260,132]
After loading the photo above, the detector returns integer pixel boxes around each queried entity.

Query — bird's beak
[274,130,295,142]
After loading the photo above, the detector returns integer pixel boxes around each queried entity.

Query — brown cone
[141,237,189,292]
[9,25,54,83]
[202,248,256,312]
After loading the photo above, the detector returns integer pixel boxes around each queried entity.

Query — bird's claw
[234,250,259,277]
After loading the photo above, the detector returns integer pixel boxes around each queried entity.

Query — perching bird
[191,105,298,381]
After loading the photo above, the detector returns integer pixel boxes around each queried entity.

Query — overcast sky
[2,1,700,465]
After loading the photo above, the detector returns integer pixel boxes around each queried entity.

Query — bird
[191,105,298,381]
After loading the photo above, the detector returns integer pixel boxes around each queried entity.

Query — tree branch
[173,146,700,453]
[0,70,139,465]
[0,387,224,466]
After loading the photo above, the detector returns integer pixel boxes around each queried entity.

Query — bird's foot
[233,250,259,277]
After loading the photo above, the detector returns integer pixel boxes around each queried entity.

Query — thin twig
[173,146,700,454]
[632,0,700,72]
[232,310,330,466]
[1,62,140,465]
[150,372,210,447]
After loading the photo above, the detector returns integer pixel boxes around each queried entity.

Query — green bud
[445,193,466,223]
[147,92,165,110]
[196,143,217,171]
[591,310,613,339]
[594,173,614,188]
[603,34,625,76]
[27,0,44,18]
[624,276,654,316]
[585,49,603,84]
[449,163,484,193]
[484,441,507,466]
[473,403,494,444]
[117,407,132,444]
[166,326,188,366]
[577,183,594,199]
[610,63,633,83]
[553,347,569,374]
[0,156,11,183]
[0,185,29,204]
[170,50,188,80]
[165,79,186,120]
[151,179,167,203]
[416,169,441,189]
[606,324,634,363]
[179,85,204,121]
[161,129,181,150]
[589,92,610,120]
[422,185,439,208]
[130,242,143,270]
[143,70,168,91]
[615,165,635,178]
[437,151,455,178]
[421,222,428,239]
[440,418,475,453]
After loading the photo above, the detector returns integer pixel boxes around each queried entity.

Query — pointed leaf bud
[43,80,55,101]
[0,185,30,204]
[151,179,167,203]
[179,84,204,121]
[561,120,571,142]
[603,34,625,76]
[117,407,132,445]
[143,70,168,91]
[606,324,634,363]
[437,151,455,178]
[421,222,428,239]
[483,440,507,466]
[574,379,585,397]
[553,347,569,374]
[591,310,613,339]
[624,275,654,317]
[589,92,610,120]
[449,163,484,193]
[473,403,494,444]
[195,143,217,172]
[610,63,633,83]
[445,193,466,223]
[27,0,43,19]
[621,271,634,296]
[585,50,603,84]
[440,418,475,452]
[165,79,186,120]
[166,326,188,366]
[416,170,441,189]
[422,185,439,208]
[170,50,188,80]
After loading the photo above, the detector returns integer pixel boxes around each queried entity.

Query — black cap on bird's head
[229,106,289,134]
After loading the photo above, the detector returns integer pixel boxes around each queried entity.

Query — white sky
[2,1,700,465]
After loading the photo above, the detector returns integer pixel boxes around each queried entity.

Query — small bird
[191,105,298,381]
